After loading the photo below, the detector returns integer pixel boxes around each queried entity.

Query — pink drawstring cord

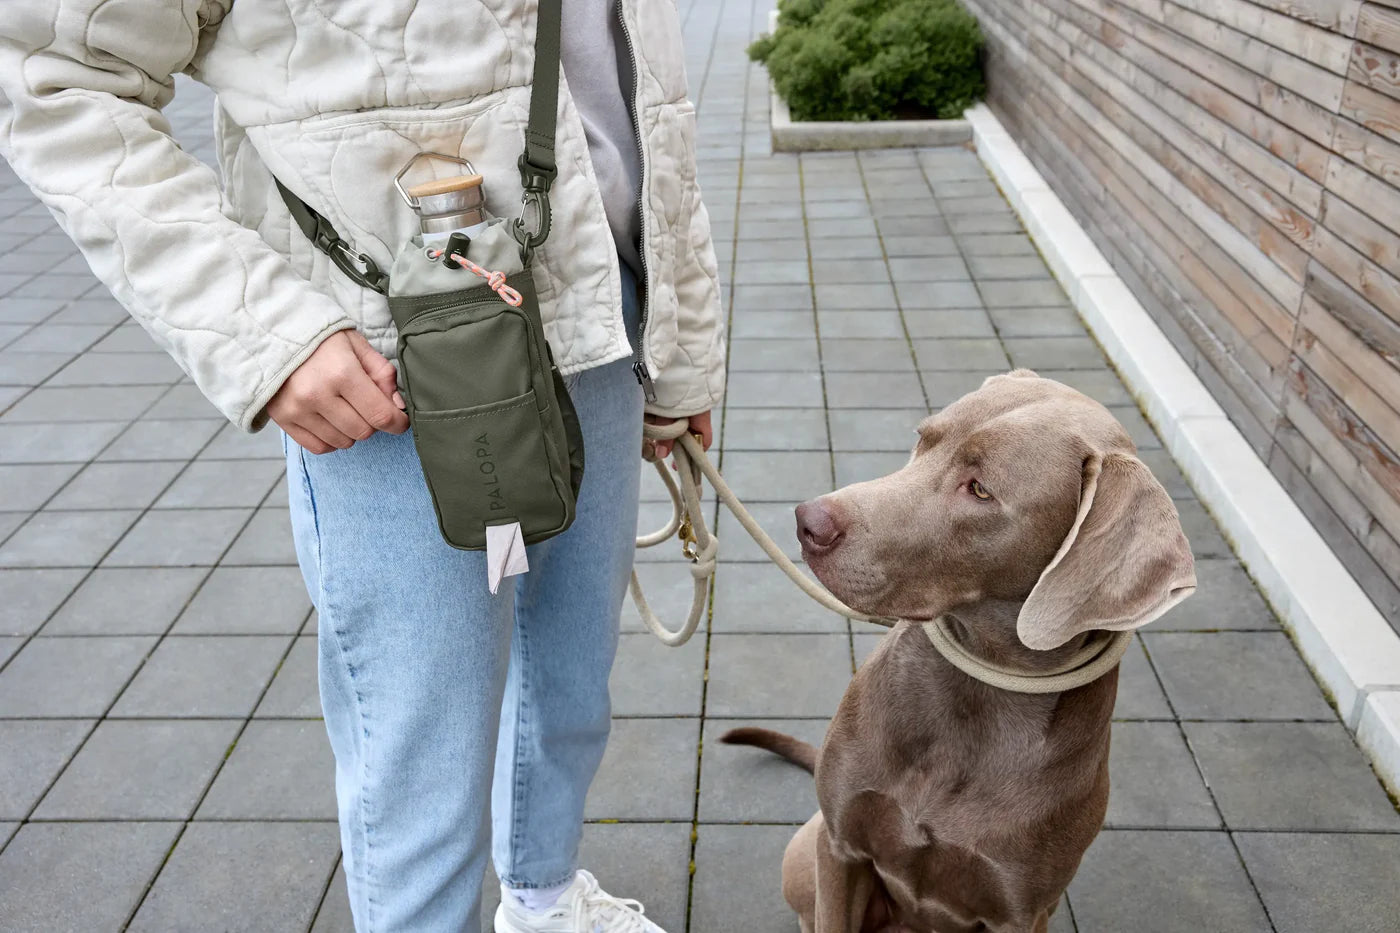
[430,250,524,307]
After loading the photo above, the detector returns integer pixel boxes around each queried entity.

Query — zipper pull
[632,360,657,402]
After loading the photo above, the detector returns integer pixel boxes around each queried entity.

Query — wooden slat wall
[963,0,1400,628]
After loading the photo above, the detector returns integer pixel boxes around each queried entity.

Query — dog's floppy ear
[1017,452,1196,650]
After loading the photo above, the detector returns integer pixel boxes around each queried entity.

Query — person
[0,0,724,930]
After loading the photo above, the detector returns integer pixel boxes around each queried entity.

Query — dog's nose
[796,499,844,553]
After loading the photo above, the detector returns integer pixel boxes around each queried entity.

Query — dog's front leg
[814,823,875,933]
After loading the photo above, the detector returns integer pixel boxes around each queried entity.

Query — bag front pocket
[410,388,569,549]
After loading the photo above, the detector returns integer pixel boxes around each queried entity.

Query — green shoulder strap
[274,0,563,284]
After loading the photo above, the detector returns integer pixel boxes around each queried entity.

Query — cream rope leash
[632,419,1133,692]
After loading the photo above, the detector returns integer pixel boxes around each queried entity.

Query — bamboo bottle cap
[404,174,485,198]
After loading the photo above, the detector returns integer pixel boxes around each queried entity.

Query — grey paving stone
[154,458,285,508]
[1173,500,1232,559]
[255,635,320,717]
[49,351,182,386]
[0,636,152,716]
[824,371,926,408]
[736,239,809,262]
[816,309,906,339]
[0,384,161,424]
[198,421,286,460]
[815,282,897,311]
[45,460,183,510]
[692,824,801,932]
[111,634,288,718]
[610,632,705,717]
[44,567,206,635]
[1068,830,1270,932]
[810,217,878,239]
[0,720,92,818]
[103,507,249,567]
[913,337,1010,370]
[706,634,851,718]
[1143,632,1333,720]
[968,254,1057,280]
[172,565,310,634]
[715,502,806,562]
[128,821,340,933]
[827,408,925,451]
[143,383,218,419]
[223,507,299,565]
[834,451,910,487]
[725,370,825,408]
[0,421,125,463]
[818,338,915,371]
[880,234,960,257]
[0,821,14,848]
[1035,369,1133,406]
[1003,336,1106,370]
[577,823,691,933]
[1104,722,1219,829]
[712,563,848,633]
[810,234,889,260]
[1138,448,1193,498]
[98,417,223,460]
[901,308,997,338]
[733,259,812,285]
[1106,405,1161,449]
[46,298,127,325]
[585,717,698,820]
[887,255,970,282]
[722,407,828,451]
[0,297,63,324]
[948,212,1024,235]
[1151,559,1276,630]
[0,635,19,666]
[730,309,816,340]
[738,219,806,240]
[34,719,240,820]
[876,216,945,238]
[0,350,73,386]
[727,338,820,372]
[698,718,825,822]
[0,508,138,567]
[895,280,982,310]
[1235,832,1400,933]
[0,567,84,636]
[988,305,1084,336]
[718,451,832,503]
[0,510,27,540]
[920,369,1005,407]
[1184,721,1400,831]
[733,283,814,311]
[0,821,182,933]
[0,463,81,510]
[197,719,336,819]
[1112,636,1173,720]
[90,324,157,353]
[310,863,351,933]
[933,178,998,198]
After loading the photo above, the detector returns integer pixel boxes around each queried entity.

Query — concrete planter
[763,10,971,152]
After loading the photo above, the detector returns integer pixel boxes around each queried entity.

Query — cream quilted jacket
[0,0,725,429]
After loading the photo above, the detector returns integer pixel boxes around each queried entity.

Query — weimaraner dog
[724,370,1196,933]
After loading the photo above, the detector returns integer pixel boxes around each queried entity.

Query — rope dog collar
[633,420,1132,693]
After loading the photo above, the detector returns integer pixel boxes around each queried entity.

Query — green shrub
[749,0,985,122]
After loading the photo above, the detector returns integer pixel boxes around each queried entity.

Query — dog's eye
[969,479,993,500]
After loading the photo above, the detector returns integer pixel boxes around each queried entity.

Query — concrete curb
[763,10,969,153]
[965,103,1400,795]
[770,87,971,152]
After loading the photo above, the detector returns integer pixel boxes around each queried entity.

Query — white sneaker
[494,870,667,933]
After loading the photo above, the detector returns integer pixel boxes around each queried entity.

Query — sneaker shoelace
[569,872,652,933]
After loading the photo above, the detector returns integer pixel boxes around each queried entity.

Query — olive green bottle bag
[275,0,583,550]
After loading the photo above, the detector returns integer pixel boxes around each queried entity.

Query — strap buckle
[325,235,388,294]
[512,154,556,262]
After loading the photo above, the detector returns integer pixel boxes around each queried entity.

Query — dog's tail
[719,727,817,774]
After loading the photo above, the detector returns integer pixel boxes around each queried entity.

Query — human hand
[644,409,714,461]
[267,330,410,454]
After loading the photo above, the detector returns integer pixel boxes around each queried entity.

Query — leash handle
[632,419,891,647]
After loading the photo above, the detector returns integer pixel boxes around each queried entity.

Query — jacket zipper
[617,2,657,402]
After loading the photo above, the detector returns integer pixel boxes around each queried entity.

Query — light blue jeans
[285,270,643,932]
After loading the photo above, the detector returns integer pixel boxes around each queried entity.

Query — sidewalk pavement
[1,1,1398,930]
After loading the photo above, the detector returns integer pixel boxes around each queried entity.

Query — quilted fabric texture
[0,0,725,428]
